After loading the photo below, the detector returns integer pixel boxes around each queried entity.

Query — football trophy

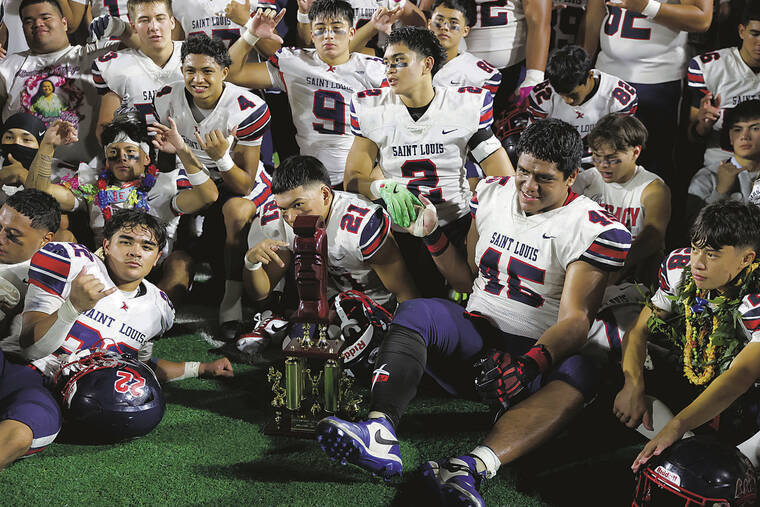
[265,215,360,437]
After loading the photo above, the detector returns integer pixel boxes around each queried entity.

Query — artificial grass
[0,330,646,506]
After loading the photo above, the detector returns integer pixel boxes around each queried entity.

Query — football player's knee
[546,353,601,404]
[0,420,34,459]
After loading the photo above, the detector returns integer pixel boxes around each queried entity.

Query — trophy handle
[292,215,330,325]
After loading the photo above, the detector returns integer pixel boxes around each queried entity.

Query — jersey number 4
[480,248,545,308]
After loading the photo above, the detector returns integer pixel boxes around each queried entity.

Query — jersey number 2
[603,6,651,40]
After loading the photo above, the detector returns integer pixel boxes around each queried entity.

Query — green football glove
[371,179,422,228]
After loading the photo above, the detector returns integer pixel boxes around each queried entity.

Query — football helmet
[632,436,757,506]
[55,349,165,443]
[493,107,530,167]
[333,290,393,380]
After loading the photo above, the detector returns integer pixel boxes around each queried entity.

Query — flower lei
[59,164,159,221]
[647,262,760,386]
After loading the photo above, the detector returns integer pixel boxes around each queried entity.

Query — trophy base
[263,411,333,438]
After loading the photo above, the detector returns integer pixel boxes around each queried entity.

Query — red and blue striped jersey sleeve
[479,91,494,129]
[741,300,760,333]
[482,70,502,95]
[580,227,632,272]
[359,207,390,260]
[250,166,272,208]
[176,168,191,190]
[687,58,708,107]
[29,243,73,297]
[470,191,479,218]
[349,97,362,137]
[91,60,109,94]
[236,103,271,143]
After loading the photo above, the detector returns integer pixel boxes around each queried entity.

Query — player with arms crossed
[613,202,760,471]
[528,45,637,141]
[153,33,272,334]
[226,0,389,188]
[316,119,632,506]
[92,0,183,139]
[573,114,669,285]
[346,26,512,297]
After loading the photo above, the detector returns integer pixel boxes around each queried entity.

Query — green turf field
[0,325,647,506]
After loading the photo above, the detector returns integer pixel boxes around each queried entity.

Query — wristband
[641,0,661,18]
[22,299,81,361]
[523,343,552,374]
[170,361,200,382]
[423,226,449,257]
[369,179,385,200]
[215,153,235,172]
[521,69,545,90]
[186,169,210,186]
[245,256,263,271]
[297,10,310,23]
[242,17,261,46]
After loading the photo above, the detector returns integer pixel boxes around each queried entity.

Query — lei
[647,262,760,386]
[59,164,159,221]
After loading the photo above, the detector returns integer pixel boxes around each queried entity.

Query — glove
[370,179,422,228]
[513,69,544,108]
[88,14,128,42]
[475,344,551,409]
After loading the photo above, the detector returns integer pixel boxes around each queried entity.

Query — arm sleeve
[235,102,271,146]
[359,207,391,261]
[687,58,708,108]
[578,226,632,272]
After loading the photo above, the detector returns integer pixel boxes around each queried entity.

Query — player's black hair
[5,189,61,232]
[271,155,332,194]
[691,201,760,252]
[127,0,174,19]
[385,26,448,76]
[740,1,760,26]
[19,0,63,17]
[101,111,155,161]
[545,46,592,94]
[104,209,168,251]
[181,33,232,69]
[516,118,583,178]
[720,99,760,150]
[431,0,476,27]
[309,0,354,26]
[586,113,648,153]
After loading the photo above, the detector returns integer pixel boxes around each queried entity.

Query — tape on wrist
[369,179,386,200]
[215,153,235,172]
[245,256,263,271]
[242,29,260,46]
[641,0,661,18]
[297,10,310,23]
[186,169,210,186]
[521,69,545,90]
[170,361,200,382]
[423,226,449,256]
[59,298,82,324]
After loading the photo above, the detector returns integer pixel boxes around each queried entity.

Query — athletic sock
[219,280,243,324]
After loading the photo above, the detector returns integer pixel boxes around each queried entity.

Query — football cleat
[316,416,402,478]
[235,311,288,354]
[421,455,486,507]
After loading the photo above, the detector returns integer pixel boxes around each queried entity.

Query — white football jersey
[573,165,662,240]
[152,81,271,174]
[69,165,191,251]
[24,242,174,379]
[687,47,760,166]
[433,51,502,95]
[173,0,246,48]
[0,259,31,354]
[585,282,645,358]
[266,48,388,185]
[465,0,525,69]
[248,191,393,304]
[350,86,500,226]
[0,42,120,165]
[349,0,382,28]
[550,0,586,49]
[528,69,638,138]
[651,247,760,342]
[597,3,688,84]
[467,176,632,339]
[2,0,28,54]
[92,41,183,125]
[72,0,130,22]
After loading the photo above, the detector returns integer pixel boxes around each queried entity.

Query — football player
[528,45,638,141]
[225,0,389,188]
[19,209,233,382]
[687,3,760,167]
[688,100,760,220]
[245,154,418,309]
[583,0,711,177]
[92,0,183,138]
[549,0,586,49]
[316,119,632,506]
[55,0,131,35]
[0,189,62,469]
[152,33,272,334]
[24,114,219,301]
[573,113,670,285]
[612,202,760,470]
[345,26,512,296]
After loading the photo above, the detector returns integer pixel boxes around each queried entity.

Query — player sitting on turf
[0,190,62,470]
[316,119,632,506]
[25,113,219,301]
[612,201,760,471]
[19,209,233,383]
[573,113,670,286]
[239,154,418,354]
[152,33,272,338]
